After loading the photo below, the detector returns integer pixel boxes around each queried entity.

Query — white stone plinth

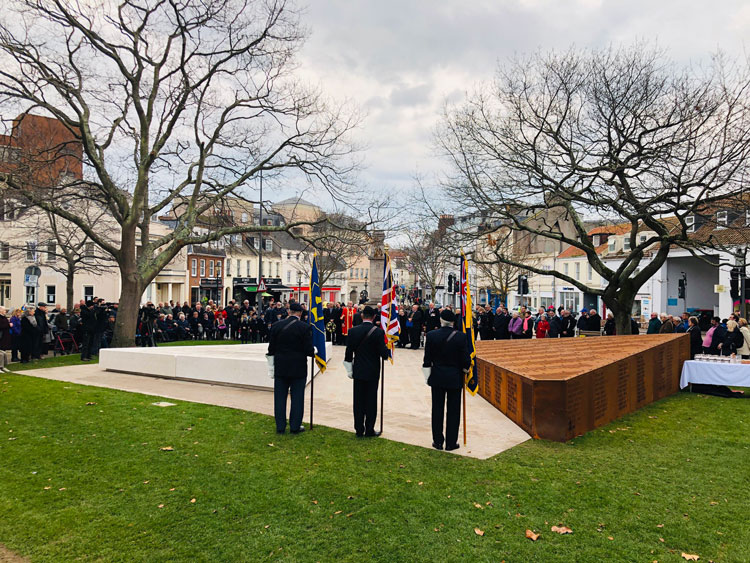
[99,343,331,390]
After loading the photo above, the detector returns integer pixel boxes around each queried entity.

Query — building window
[246,260,250,276]
[639,234,647,244]
[0,198,17,221]
[0,242,9,261]
[287,252,292,260]
[191,259,197,277]
[253,238,260,250]
[25,285,36,305]
[686,215,695,233]
[199,259,206,277]
[241,212,248,223]
[563,263,569,276]
[608,239,616,252]
[46,285,56,304]
[209,260,215,277]
[716,210,728,229]
[216,262,222,278]
[83,286,94,300]
[265,239,272,251]
[287,270,291,283]
[84,242,95,258]
[574,263,580,280]
[236,259,241,277]
[26,241,37,262]
[46,242,56,262]
[226,258,231,276]
[587,264,593,281]
[562,292,579,312]
[275,262,279,277]
[265,219,272,226]
[623,237,631,251]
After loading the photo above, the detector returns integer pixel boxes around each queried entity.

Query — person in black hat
[422,308,471,451]
[80,300,97,361]
[343,305,389,437]
[266,301,314,434]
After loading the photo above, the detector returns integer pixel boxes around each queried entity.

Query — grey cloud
[389,83,432,106]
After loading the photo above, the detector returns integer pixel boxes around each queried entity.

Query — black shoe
[364,431,381,438]
[276,429,286,434]
[290,426,306,434]
[355,433,364,438]
[432,442,443,450]
[445,443,460,451]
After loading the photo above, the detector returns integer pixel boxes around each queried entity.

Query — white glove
[343,360,354,379]
[265,354,275,379]
[422,367,432,384]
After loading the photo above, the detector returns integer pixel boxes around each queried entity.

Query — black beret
[289,302,304,312]
[440,309,455,322]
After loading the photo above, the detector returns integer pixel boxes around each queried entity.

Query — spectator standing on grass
[9,309,22,362]
[0,307,11,370]
[647,312,662,334]
[20,307,39,364]
[687,316,702,359]
[34,303,50,358]
[737,318,750,359]
[719,319,743,357]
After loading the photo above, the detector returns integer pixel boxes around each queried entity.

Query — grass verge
[0,373,748,562]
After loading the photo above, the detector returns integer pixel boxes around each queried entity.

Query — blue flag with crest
[309,255,327,372]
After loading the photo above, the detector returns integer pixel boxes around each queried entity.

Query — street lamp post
[298,271,302,302]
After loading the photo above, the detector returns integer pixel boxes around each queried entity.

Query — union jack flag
[381,252,400,362]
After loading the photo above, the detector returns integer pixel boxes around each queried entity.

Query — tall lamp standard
[257,169,263,312]
[297,271,302,302]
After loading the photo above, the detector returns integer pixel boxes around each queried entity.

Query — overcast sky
[294,0,750,197]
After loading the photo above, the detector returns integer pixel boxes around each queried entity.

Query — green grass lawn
[0,372,748,562]
[9,340,242,372]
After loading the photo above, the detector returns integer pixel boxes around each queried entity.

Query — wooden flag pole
[379,358,385,434]
[309,357,314,430]
[462,384,467,445]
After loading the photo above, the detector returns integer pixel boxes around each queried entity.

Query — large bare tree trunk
[112,275,141,348]
[65,261,75,312]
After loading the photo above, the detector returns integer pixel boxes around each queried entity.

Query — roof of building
[274,196,320,208]
[557,223,632,259]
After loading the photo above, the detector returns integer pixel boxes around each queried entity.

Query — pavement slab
[17,345,530,459]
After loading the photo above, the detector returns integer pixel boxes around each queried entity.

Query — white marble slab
[99,343,331,391]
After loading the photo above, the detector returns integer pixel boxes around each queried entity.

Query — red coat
[535,320,550,339]
[340,307,355,335]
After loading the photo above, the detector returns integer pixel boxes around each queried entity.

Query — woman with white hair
[719,319,744,357]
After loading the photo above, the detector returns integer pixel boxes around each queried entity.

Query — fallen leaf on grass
[607,536,614,541]
[264,525,270,529]
[169,488,175,491]
[58,488,66,491]
[346,513,353,518]
[474,503,484,509]
[43,486,51,490]
[158,504,164,509]
[267,443,274,447]
[312,500,318,504]
[333,510,342,515]
[525,529,539,541]
[474,528,485,536]
[85,402,97,406]
[190,498,196,503]
[659,537,665,543]
[681,554,699,561]
[159,446,174,451]
[551,526,573,534]
[657,524,664,528]
[709,501,718,506]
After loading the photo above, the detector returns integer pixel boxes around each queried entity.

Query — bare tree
[436,45,750,334]
[402,223,453,302]
[0,0,360,345]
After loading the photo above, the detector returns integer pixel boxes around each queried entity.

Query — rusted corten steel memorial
[475,334,690,442]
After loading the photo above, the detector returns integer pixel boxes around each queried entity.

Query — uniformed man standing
[422,309,471,451]
[266,302,314,434]
[343,306,389,437]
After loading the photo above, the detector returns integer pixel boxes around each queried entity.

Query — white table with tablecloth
[680,360,750,389]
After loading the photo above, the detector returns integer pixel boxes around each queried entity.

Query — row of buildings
[0,113,419,311]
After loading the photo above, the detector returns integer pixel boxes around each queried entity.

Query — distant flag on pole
[381,252,400,362]
[460,251,478,395]
[309,255,327,373]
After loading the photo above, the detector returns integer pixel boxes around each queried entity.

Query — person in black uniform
[343,306,389,437]
[80,301,98,361]
[408,304,424,350]
[266,302,314,434]
[422,309,471,451]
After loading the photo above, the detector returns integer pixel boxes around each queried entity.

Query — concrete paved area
[18,346,531,459]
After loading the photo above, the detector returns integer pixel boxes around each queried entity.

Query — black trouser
[91,331,104,355]
[431,386,461,448]
[80,330,94,360]
[274,376,306,432]
[11,334,20,361]
[353,377,379,436]
[409,327,421,349]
